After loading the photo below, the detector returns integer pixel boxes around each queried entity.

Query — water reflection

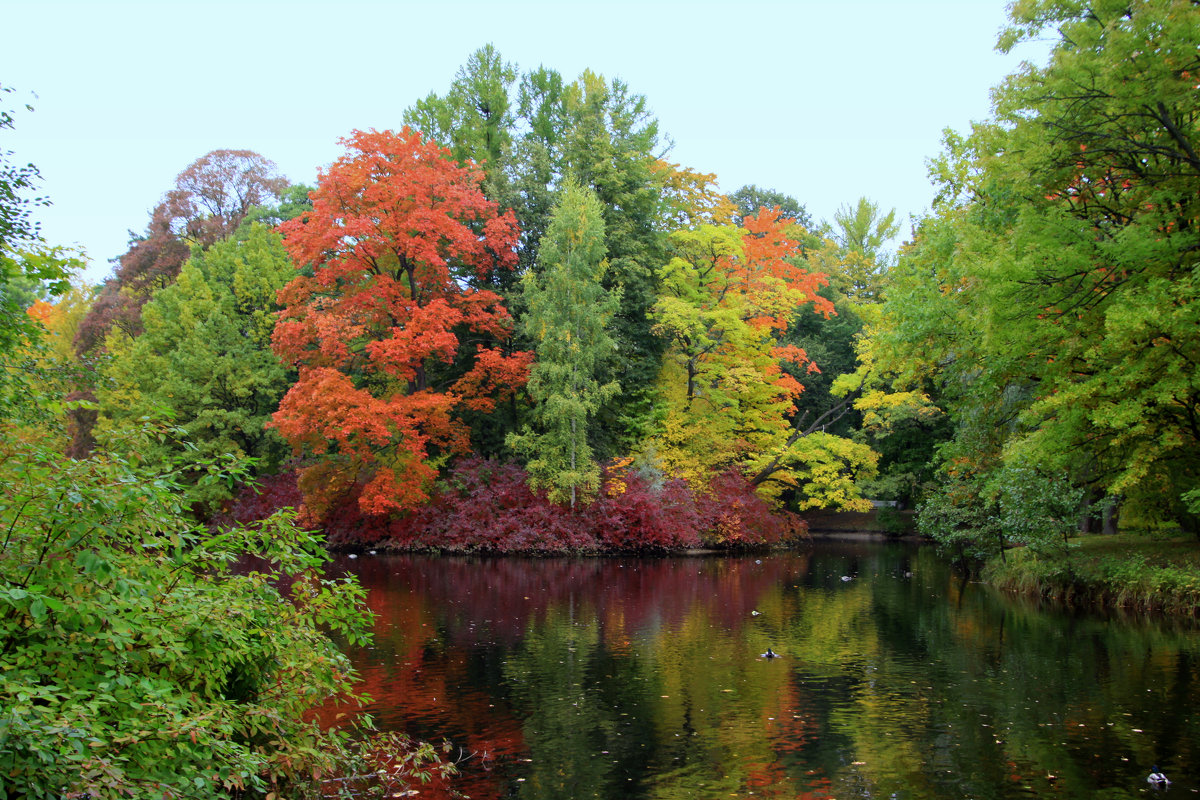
[329,542,1200,799]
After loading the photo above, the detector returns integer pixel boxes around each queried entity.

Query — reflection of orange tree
[317,567,528,800]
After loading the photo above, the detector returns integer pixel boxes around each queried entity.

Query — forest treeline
[1,0,1198,795]
[11,1,1200,560]
[32,56,916,552]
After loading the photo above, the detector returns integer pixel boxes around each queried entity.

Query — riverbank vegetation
[985,533,1200,616]
[1,0,1198,790]
[7,3,1199,557]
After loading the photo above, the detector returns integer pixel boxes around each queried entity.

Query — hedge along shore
[982,534,1200,617]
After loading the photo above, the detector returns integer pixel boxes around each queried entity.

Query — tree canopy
[271,127,530,517]
[875,0,1200,549]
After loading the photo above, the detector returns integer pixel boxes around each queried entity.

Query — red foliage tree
[272,128,530,518]
[162,149,288,246]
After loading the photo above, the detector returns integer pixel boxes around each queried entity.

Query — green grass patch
[983,532,1200,616]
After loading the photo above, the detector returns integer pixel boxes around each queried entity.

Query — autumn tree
[654,160,736,230]
[74,149,288,355]
[647,208,875,507]
[26,279,95,365]
[507,182,620,508]
[271,128,530,519]
[162,149,289,246]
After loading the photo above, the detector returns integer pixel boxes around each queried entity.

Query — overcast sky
[5,0,1050,284]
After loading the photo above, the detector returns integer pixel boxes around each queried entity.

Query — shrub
[0,419,409,798]
[583,463,704,551]
[694,469,808,547]
[265,458,809,554]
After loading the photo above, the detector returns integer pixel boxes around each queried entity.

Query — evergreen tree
[98,223,296,510]
[508,183,620,508]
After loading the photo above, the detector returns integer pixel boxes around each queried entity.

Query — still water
[329,541,1199,799]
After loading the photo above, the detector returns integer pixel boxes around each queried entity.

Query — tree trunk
[1102,497,1120,536]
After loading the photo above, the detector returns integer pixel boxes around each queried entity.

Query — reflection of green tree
[504,604,645,799]
[341,548,1200,799]
[772,548,928,798]
[795,544,1200,799]
[643,608,803,799]
[502,585,831,799]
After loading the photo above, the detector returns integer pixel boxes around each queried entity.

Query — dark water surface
[328,541,1200,799]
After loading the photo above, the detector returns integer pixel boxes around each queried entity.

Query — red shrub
[215,467,305,527]
[216,459,806,554]
[582,466,703,551]
[386,458,595,553]
[694,470,808,547]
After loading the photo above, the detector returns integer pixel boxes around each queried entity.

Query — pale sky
[4,0,1049,284]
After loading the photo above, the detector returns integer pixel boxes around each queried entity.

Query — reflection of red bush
[342,553,805,646]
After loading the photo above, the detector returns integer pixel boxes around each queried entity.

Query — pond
[328,540,1200,799]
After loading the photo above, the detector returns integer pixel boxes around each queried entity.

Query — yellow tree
[647,208,877,507]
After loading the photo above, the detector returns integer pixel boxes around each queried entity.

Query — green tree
[832,197,899,263]
[878,0,1200,539]
[508,183,620,508]
[0,85,44,261]
[404,44,517,207]
[97,223,296,510]
[729,184,813,230]
[406,52,674,452]
[511,65,568,271]
[988,0,1200,531]
[557,70,671,450]
[235,182,314,232]
[815,197,900,303]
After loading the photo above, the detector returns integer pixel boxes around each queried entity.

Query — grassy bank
[983,533,1200,616]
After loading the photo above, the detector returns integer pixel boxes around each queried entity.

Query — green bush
[919,460,1083,568]
[0,414,417,798]
[988,461,1082,556]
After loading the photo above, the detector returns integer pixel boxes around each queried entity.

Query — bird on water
[1147,765,1170,786]
[761,648,780,659]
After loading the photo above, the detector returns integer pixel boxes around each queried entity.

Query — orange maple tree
[271,128,531,516]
